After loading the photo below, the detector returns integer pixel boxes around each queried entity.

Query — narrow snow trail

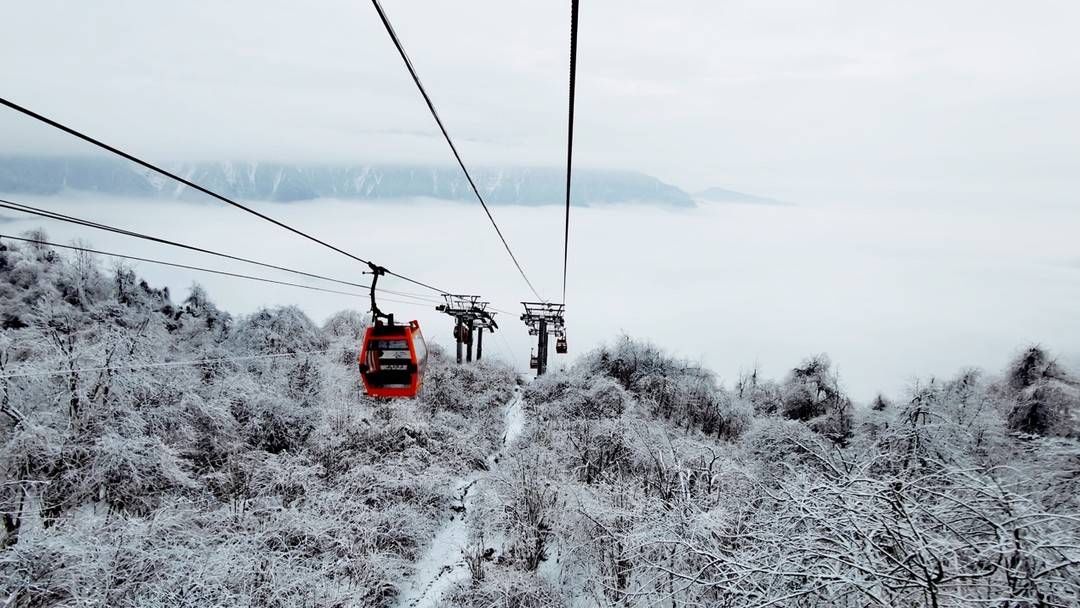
[393,389,525,608]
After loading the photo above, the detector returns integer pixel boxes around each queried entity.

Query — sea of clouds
[2,194,1077,400]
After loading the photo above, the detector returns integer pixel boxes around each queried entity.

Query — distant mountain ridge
[0,157,695,207]
[696,186,791,206]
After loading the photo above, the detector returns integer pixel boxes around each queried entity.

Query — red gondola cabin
[358,320,428,398]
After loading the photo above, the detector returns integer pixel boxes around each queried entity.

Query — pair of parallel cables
[0,0,580,320]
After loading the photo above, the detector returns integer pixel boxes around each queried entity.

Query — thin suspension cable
[493,332,515,366]
[496,330,522,369]
[0,348,347,381]
[368,0,545,302]
[562,0,580,306]
[0,233,433,309]
[0,199,438,303]
[0,96,450,295]
[0,198,440,304]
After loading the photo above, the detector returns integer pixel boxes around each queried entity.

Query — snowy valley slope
[0,234,518,607]
[1,233,1078,607]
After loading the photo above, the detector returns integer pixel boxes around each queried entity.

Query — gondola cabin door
[359,320,427,398]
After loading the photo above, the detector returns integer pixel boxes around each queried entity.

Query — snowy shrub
[874,380,955,474]
[229,305,327,354]
[582,335,678,390]
[1010,382,1079,437]
[1007,345,1069,391]
[421,361,472,414]
[248,451,323,507]
[735,365,784,415]
[489,451,562,572]
[321,309,365,366]
[657,376,750,440]
[321,309,366,343]
[870,372,1009,476]
[172,284,232,352]
[741,417,837,479]
[1,414,67,485]
[577,376,629,419]
[1000,345,1080,437]
[439,569,565,608]
[242,397,316,454]
[85,432,194,514]
[178,393,240,472]
[562,417,632,484]
[284,355,323,406]
[525,372,627,421]
[522,369,577,408]
[779,354,853,444]
[423,358,516,418]
[573,337,752,440]
[714,395,754,441]
[870,392,891,411]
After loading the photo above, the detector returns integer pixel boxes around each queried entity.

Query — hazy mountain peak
[695,186,792,206]
[0,156,695,207]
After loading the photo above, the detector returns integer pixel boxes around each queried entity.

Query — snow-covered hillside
[0,234,518,606]
[1,233,1078,607]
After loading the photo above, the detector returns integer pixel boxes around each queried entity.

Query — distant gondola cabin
[358,320,427,398]
[556,336,568,354]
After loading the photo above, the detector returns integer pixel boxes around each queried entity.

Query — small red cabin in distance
[358,320,428,398]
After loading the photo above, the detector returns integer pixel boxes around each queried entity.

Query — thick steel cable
[0,95,450,295]
[0,199,441,304]
[562,0,580,306]
[0,233,433,309]
[368,0,545,302]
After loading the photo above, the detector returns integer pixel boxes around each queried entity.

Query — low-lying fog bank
[1,194,1076,400]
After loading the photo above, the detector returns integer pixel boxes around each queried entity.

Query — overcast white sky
[3,0,1080,204]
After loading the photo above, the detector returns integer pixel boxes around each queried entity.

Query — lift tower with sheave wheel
[520,302,565,376]
[472,309,498,362]
[436,295,497,364]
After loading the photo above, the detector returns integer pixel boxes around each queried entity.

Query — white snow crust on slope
[393,389,525,608]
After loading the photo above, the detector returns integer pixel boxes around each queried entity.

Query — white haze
[4,196,1077,401]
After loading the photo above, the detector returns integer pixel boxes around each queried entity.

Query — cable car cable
[0,198,441,304]
[0,96,451,295]
[561,0,580,306]
[368,0,546,303]
[0,233,433,308]
[0,199,440,303]
[0,232,361,298]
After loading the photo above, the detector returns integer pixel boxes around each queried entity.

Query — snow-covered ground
[394,389,526,608]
